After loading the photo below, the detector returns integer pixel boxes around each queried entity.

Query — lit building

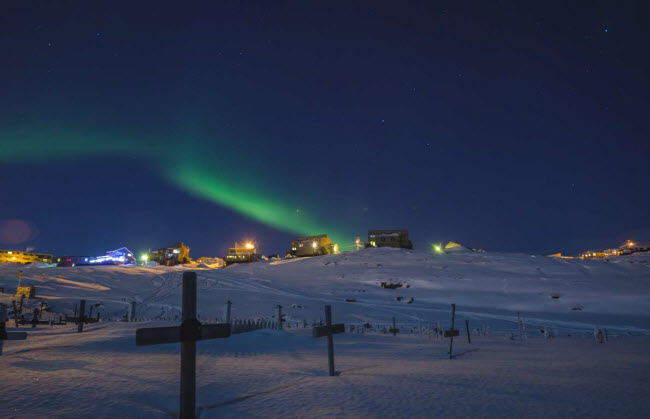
[579,251,607,259]
[290,234,339,257]
[224,242,261,265]
[548,253,576,259]
[56,255,94,267]
[0,250,52,264]
[151,242,191,266]
[365,230,413,249]
[89,247,136,265]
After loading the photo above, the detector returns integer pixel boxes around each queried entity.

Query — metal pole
[325,305,336,377]
[465,319,471,344]
[226,300,231,324]
[392,317,397,336]
[180,272,197,419]
[449,303,456,359]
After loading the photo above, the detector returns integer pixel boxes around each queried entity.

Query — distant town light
[245,242,254,250]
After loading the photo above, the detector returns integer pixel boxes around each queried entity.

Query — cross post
[445,303,458,359]
[275,305,284,330]
[77,300,86,333]
[12,300,19,328]
[312,305,345,376]
[31,308,39,328]
[389,316,399,336]
[1,303,27,356]
[135,272,231,419]
[225,300,231,324]
[128,301,136,322]
[465,319,471,344]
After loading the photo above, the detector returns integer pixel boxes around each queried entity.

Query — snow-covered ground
[2,248,649,333]
[1,248,649,417]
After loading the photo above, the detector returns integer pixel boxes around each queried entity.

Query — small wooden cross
[389,316,399,336]
[135,272,231,419]
[312,305,344,376]
[0,303,27,356]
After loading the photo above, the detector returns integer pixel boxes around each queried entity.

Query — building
[89,247,136,265]
[0,250,52,264]
[56,256,94,267]
[224,242,262,265]
[580,251,607,259]
[603,248,624,257]
[151,242,190,266]
[365,230,413,249]
[548,253,576,259]
[619,240,650,254]
[290,234,339,257]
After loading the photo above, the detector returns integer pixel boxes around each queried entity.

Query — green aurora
[2,125,350,244]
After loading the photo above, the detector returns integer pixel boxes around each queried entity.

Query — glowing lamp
[141,254,149,262]
[312,241,318,249]
[245,242,254,250]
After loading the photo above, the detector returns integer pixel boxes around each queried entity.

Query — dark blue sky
[1,1,648,257]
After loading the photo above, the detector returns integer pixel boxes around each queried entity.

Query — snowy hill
[2,248,649,333]
[2,248,650,418]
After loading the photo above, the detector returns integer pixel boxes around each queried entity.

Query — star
[604,28,609,33]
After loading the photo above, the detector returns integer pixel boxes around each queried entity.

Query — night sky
[1,1,649,258]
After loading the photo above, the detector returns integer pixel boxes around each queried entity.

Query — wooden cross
[0,303,27,356]
[77,299,86,333]
[444,303,459,359]
[312,305,344,376]
[135,272,231,419]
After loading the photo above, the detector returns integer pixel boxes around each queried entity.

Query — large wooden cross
[312,305,344,376]
[0,303,27,356]
[135,272,231,419]
[444,303,460,359]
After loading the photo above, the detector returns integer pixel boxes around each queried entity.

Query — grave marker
[389,316,399,336]
[225,300,232,324]
[312,305,344,376]
[0,303,27,356]
[275,305,285,330]
[128,301,137,322]
[445,303,458,359]
[77,300,86,333]
[12,300,19,328]
[135,272,231,419]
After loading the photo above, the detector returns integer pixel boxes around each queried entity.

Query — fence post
[465,319,471,344]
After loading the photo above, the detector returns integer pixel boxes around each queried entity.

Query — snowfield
[1,248,649,418]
